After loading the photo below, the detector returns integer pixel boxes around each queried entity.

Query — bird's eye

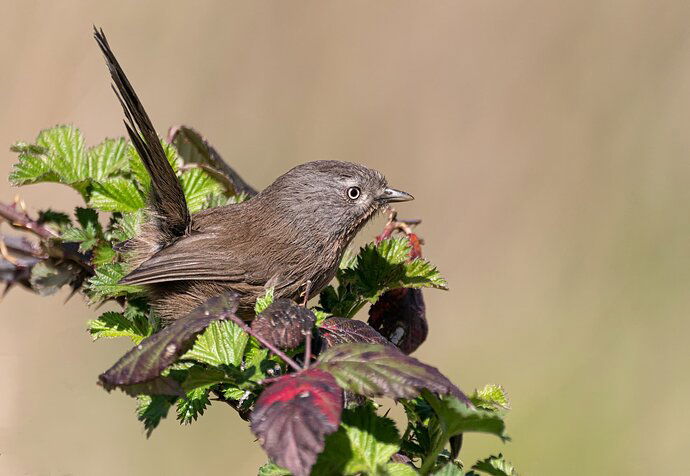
[347,186,361,200]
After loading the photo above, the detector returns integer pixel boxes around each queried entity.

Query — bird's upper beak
[379,187,414,203]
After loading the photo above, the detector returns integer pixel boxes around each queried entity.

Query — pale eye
[347,186,361,200]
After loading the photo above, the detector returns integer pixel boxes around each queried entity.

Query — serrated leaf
[318,317,390,350]
[85,137,129,180]
[384,462,419,475]
[169,125,257,197]
[89,178,146,212]
[314,403,400,476]
[136,394,172,437]
[251,369,343,476]
[176,386,211,424]
[252,299,316,350]
[86,262,141,299]
[257,462,291,476]
[29,260,81,296]
[107,209,144,243]
[472,385,510,411]
[180,167,225,213]
[182,319,248,367]
[92,244,117,266]
[37,209,71,231]
[9,126,86,189]
[431,462,463,475]
[98,293,238,393]
[316,343,468,401]
[469,454,517,476]
[342,238,448,303]
[61,208,101,251]
[422,391,508,442]
[128,140,181,191]
[181,366,235,392]
[255,287,275,314]
[88,311,147,344]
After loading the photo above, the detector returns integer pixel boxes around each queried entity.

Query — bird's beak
[379,187,414,203]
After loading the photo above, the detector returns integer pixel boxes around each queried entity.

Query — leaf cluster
[3,125,518,475]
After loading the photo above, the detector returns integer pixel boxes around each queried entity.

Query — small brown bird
[94,28,413,321]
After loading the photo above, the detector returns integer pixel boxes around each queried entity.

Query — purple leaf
[251,299,316,349]
[319,317,391,349]
[368,287,428,354]
[316,343,470,403]
[98,292,238,394]
[251,369,343,476]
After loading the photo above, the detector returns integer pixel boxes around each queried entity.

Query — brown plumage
[94,28,414,321]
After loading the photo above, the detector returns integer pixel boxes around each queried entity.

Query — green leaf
[136,394,172,437]
[92,243,117,266]
[258,463,292,476]
[255,287,275,314]
[471,384,510,412]
[342,237,448,303]
[422,391,508,442]
[181,366,235,392]
[128,140,181,191]
[107,210,144,243]
[98,294,238,393]
[86,263,141,299]
[384,462,420,475]
[37,209,71,231]
[469,454,517,476]
[61,208,102,252]
[87,305,152,344]
[9,126,86,191]
[180,167,224,213]
[89,178,146,212]
[176,386,211,424]
[88,311,143,343]
[85,137,129,180]
[431,462,463,475]
[314,403,400,476]
[182,320,248,367]
[29,260,80,296]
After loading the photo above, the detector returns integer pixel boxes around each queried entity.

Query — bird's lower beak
[379,187,414,203]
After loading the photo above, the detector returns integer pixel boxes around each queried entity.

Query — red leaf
[368,287,428,354]
[251,299,316,349]
[251,369,343,476]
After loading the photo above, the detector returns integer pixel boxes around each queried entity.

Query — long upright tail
[94,27,190,240]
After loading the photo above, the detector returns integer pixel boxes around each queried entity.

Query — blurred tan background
[1,1,689,475]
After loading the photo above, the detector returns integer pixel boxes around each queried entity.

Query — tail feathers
[94,27,190,239]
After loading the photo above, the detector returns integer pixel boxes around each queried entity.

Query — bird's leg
[303,329,313,369]
[300,279,313,307]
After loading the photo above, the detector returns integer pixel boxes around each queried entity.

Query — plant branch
[226,314,302,372]
[0,201,58,239]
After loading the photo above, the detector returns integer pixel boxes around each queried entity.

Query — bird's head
[260,160,413,240]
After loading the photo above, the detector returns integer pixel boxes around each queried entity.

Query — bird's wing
[120,233,247,285]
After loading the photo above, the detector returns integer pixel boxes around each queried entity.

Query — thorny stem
[226,314,303,372]
[0,201,58,239]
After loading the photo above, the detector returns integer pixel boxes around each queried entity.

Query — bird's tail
[94,27,190,241]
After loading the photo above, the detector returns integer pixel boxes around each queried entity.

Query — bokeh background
[1,1,689,475]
